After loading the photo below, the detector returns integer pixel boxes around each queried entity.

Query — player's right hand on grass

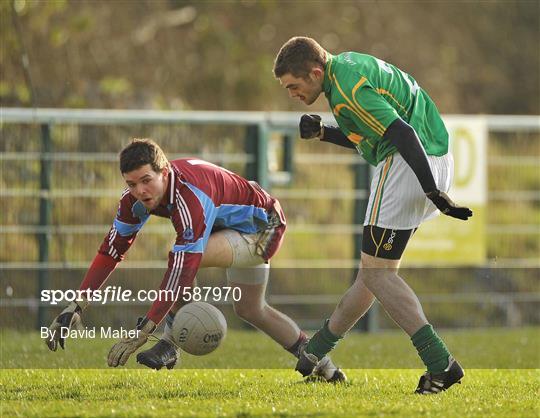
[108,317,156,367]
[299,114,323,139]
[45,301,85,351]
[426,190,473,221]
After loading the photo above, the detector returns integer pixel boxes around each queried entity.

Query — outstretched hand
[427,190,473,220]
[45,301,84,351]
[107,317,156,367]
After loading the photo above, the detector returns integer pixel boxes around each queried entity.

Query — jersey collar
[167,166,175,205]
[322,54,335,95]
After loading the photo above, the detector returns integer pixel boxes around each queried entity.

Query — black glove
[299,114,323,139]
[426,190,473,221]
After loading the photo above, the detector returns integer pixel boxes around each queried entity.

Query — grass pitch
[1,328,539,417]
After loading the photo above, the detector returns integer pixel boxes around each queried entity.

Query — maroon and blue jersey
[88,158,285,324]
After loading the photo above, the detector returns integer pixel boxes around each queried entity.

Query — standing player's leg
[297,153,463,392]
[359,249,463,394]
[324,269,376,337]
[298,232,463,391]
[295,227,416,373]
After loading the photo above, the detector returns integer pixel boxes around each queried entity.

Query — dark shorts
[361,225,416,260]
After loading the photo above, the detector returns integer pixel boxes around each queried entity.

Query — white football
[171,301,227,355]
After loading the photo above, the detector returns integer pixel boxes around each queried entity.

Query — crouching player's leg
[137,225,239,370]
[136,220,239,370]
[221,227,345,383]
[138,217,344,381]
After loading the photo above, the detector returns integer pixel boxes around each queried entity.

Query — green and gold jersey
[322,52,449,166]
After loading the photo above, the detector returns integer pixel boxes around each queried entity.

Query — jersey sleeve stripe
[350,82,388,136]
[175,191,189,230]
[108,227,117,246]
[332,74,386,136]
[333,105,370,147]
[352,76,368,97]
[113,219,146,236]
[333,103,346,116]
[333,104,370,147]
[165,252,178,291]
[172,239,205,253]
[333,74,386,135]
[347,133,363,144]
[166,251,183,291]
[171,251,184,292]
[332,102,373,132]
[170,251,182,291]
[333,74,384,135]
[108,227,119,259]
[176,191,193,227]
[352,93,386,137]
[376,88,410,116]
[108,246,118,260]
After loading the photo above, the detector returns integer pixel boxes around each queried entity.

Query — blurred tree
[1,0,538,113]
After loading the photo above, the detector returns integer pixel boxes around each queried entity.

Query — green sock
[306,319,342,360]
[411,324,451,374]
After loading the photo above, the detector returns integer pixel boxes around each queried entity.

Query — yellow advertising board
[403,116,487,266]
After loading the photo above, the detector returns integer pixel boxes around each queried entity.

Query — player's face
[279,70,323,105]
[123,164,168,210]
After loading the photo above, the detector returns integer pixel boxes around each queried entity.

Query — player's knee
[361,269,380,291]
[359,250,401,291]
[360,266,394,291]
[233,300,265,322]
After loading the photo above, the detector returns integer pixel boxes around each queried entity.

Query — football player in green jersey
[274,36,472,394]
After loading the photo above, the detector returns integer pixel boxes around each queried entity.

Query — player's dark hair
[273,36,327,79]
[119,138,169,174]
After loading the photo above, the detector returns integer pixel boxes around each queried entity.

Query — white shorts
[364,153,453,230]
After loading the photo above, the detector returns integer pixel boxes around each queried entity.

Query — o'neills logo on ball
[203,331,222,345]
[383,230,396,251]
[178,328,189,342]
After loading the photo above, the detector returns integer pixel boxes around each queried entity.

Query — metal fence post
[353,161,379,331]
[283,133,294,179]
[256,122,269,190]
[37,123,52,329]
[244,124,259,182]
[244,123,269,189]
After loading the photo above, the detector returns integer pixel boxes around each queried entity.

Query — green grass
[1,328,539,417]
[1,369,538,418]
